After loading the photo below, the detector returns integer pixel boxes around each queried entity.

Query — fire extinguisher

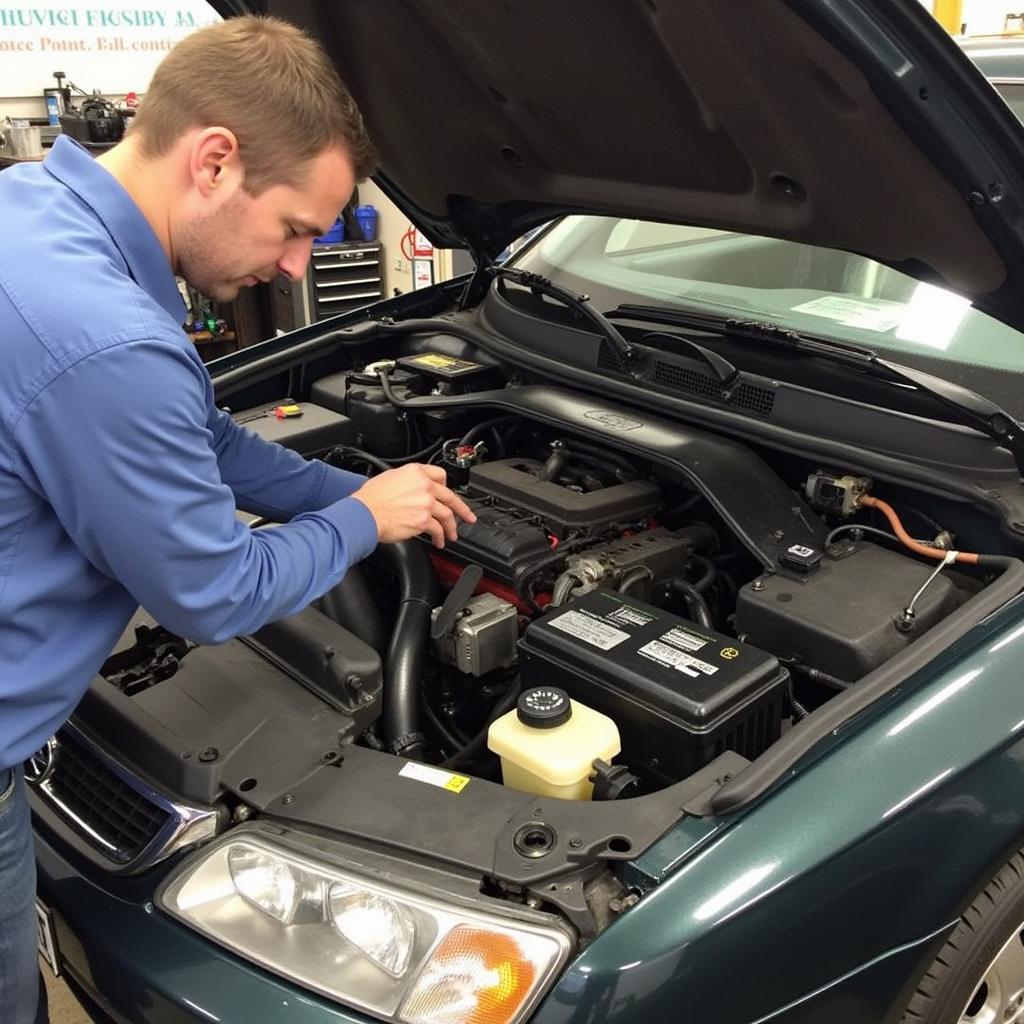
[401,225,435,290]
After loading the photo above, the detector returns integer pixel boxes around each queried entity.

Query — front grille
[46,730,170,863]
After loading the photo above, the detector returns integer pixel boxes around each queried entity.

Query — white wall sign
[0,1,220,97]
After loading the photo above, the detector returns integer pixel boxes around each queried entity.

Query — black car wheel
[903,851,1024,1023]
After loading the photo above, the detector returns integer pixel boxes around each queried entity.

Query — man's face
[176,144,355,302]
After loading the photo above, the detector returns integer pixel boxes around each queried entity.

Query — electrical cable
[550,572,583,607]
[441,678,522,769]
[419,692,467,754]
[825,523,926,551]
[858,496,982,565]
[326,441,443,472]
[460,416,518,446]
[325,445,389,474]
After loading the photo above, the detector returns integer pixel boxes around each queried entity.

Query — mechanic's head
[110,16,375,300]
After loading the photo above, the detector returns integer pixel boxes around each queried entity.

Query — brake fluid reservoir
[488,687,621,800]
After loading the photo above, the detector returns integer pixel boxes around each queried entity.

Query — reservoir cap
[517,687,572,729]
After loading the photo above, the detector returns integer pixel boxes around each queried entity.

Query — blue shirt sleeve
[13,338,380,645]
[206,406,367,519]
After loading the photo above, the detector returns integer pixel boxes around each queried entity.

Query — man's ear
[189,127,243,198]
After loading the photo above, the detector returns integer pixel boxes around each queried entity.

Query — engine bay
[66,333,1012,934]
[97,342,987,789]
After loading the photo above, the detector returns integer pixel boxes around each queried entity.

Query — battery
[519,589,787,782]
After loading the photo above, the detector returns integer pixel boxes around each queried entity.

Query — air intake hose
[380,540,440,760]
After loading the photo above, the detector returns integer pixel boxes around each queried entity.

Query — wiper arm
[490,266,638,367]
[609,303,1024,478]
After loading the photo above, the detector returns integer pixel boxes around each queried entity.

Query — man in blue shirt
[0,16,474,1022]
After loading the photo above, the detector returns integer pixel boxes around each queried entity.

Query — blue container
[355,204,378,241]
[314,218,345,244]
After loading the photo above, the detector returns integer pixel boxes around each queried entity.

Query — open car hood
[217,0,1024,333]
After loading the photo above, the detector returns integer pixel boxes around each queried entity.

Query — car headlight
[158,834,573,1024]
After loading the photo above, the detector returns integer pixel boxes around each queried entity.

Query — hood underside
[230,0,1024,330]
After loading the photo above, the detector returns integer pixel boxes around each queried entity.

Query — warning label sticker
[550,610,630,650]
[661,627,708,652]
[640,640,720,677]
[607,605,654,628]
[399,762,471,793]
[403,353,482,374]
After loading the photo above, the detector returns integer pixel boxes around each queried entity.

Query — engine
[92,359,975,804]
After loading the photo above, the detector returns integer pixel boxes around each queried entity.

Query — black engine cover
[441,500,552,585]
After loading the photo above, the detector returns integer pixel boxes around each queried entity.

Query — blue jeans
[0,766,49,1024]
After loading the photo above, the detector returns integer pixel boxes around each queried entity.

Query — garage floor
[42,962,90,1023]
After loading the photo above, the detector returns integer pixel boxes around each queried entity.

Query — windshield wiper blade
[490,267,638,367]
[609,303,1024,478]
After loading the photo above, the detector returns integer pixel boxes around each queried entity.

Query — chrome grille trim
[32,720,218,873]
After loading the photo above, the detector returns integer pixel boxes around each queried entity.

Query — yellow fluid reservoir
[488,686,621,800]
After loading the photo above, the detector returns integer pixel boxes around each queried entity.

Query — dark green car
[31,2,1024,1022]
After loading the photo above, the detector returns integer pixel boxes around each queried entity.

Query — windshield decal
[791,295,902,333]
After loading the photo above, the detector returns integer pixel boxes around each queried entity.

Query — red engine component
[430,553,549,615]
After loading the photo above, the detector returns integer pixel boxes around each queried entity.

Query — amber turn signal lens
[401,925,537,1024]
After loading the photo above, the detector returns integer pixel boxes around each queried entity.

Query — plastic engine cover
[734,542,961,681]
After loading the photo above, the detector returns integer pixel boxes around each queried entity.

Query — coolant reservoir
[488,687,621,800]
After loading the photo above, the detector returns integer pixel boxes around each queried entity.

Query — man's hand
[352,463,477,548]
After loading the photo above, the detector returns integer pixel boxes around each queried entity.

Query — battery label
[550,610,630,650]
[607,605,654,628]
[661,627,708,652]
[639,640,720,677]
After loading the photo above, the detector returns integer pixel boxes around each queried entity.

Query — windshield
[513,215,1024,418]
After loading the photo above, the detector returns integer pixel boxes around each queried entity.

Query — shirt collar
[43,136,186,325]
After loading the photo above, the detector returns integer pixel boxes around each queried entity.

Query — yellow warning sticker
[404,352,481,374]
[399,761,471,793]
[414,353,459,368]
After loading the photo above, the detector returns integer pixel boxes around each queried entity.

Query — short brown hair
[129,16,376,191]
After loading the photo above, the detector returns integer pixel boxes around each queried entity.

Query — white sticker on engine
[662,627,708,652]
[550,610,629,650]
[640,640,719,677]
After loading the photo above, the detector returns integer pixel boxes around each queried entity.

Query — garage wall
[357,179,458,297]
[961,1,1024,34]
[0,1,218,123]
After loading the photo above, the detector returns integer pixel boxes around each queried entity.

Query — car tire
[903,850,1024,1023]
